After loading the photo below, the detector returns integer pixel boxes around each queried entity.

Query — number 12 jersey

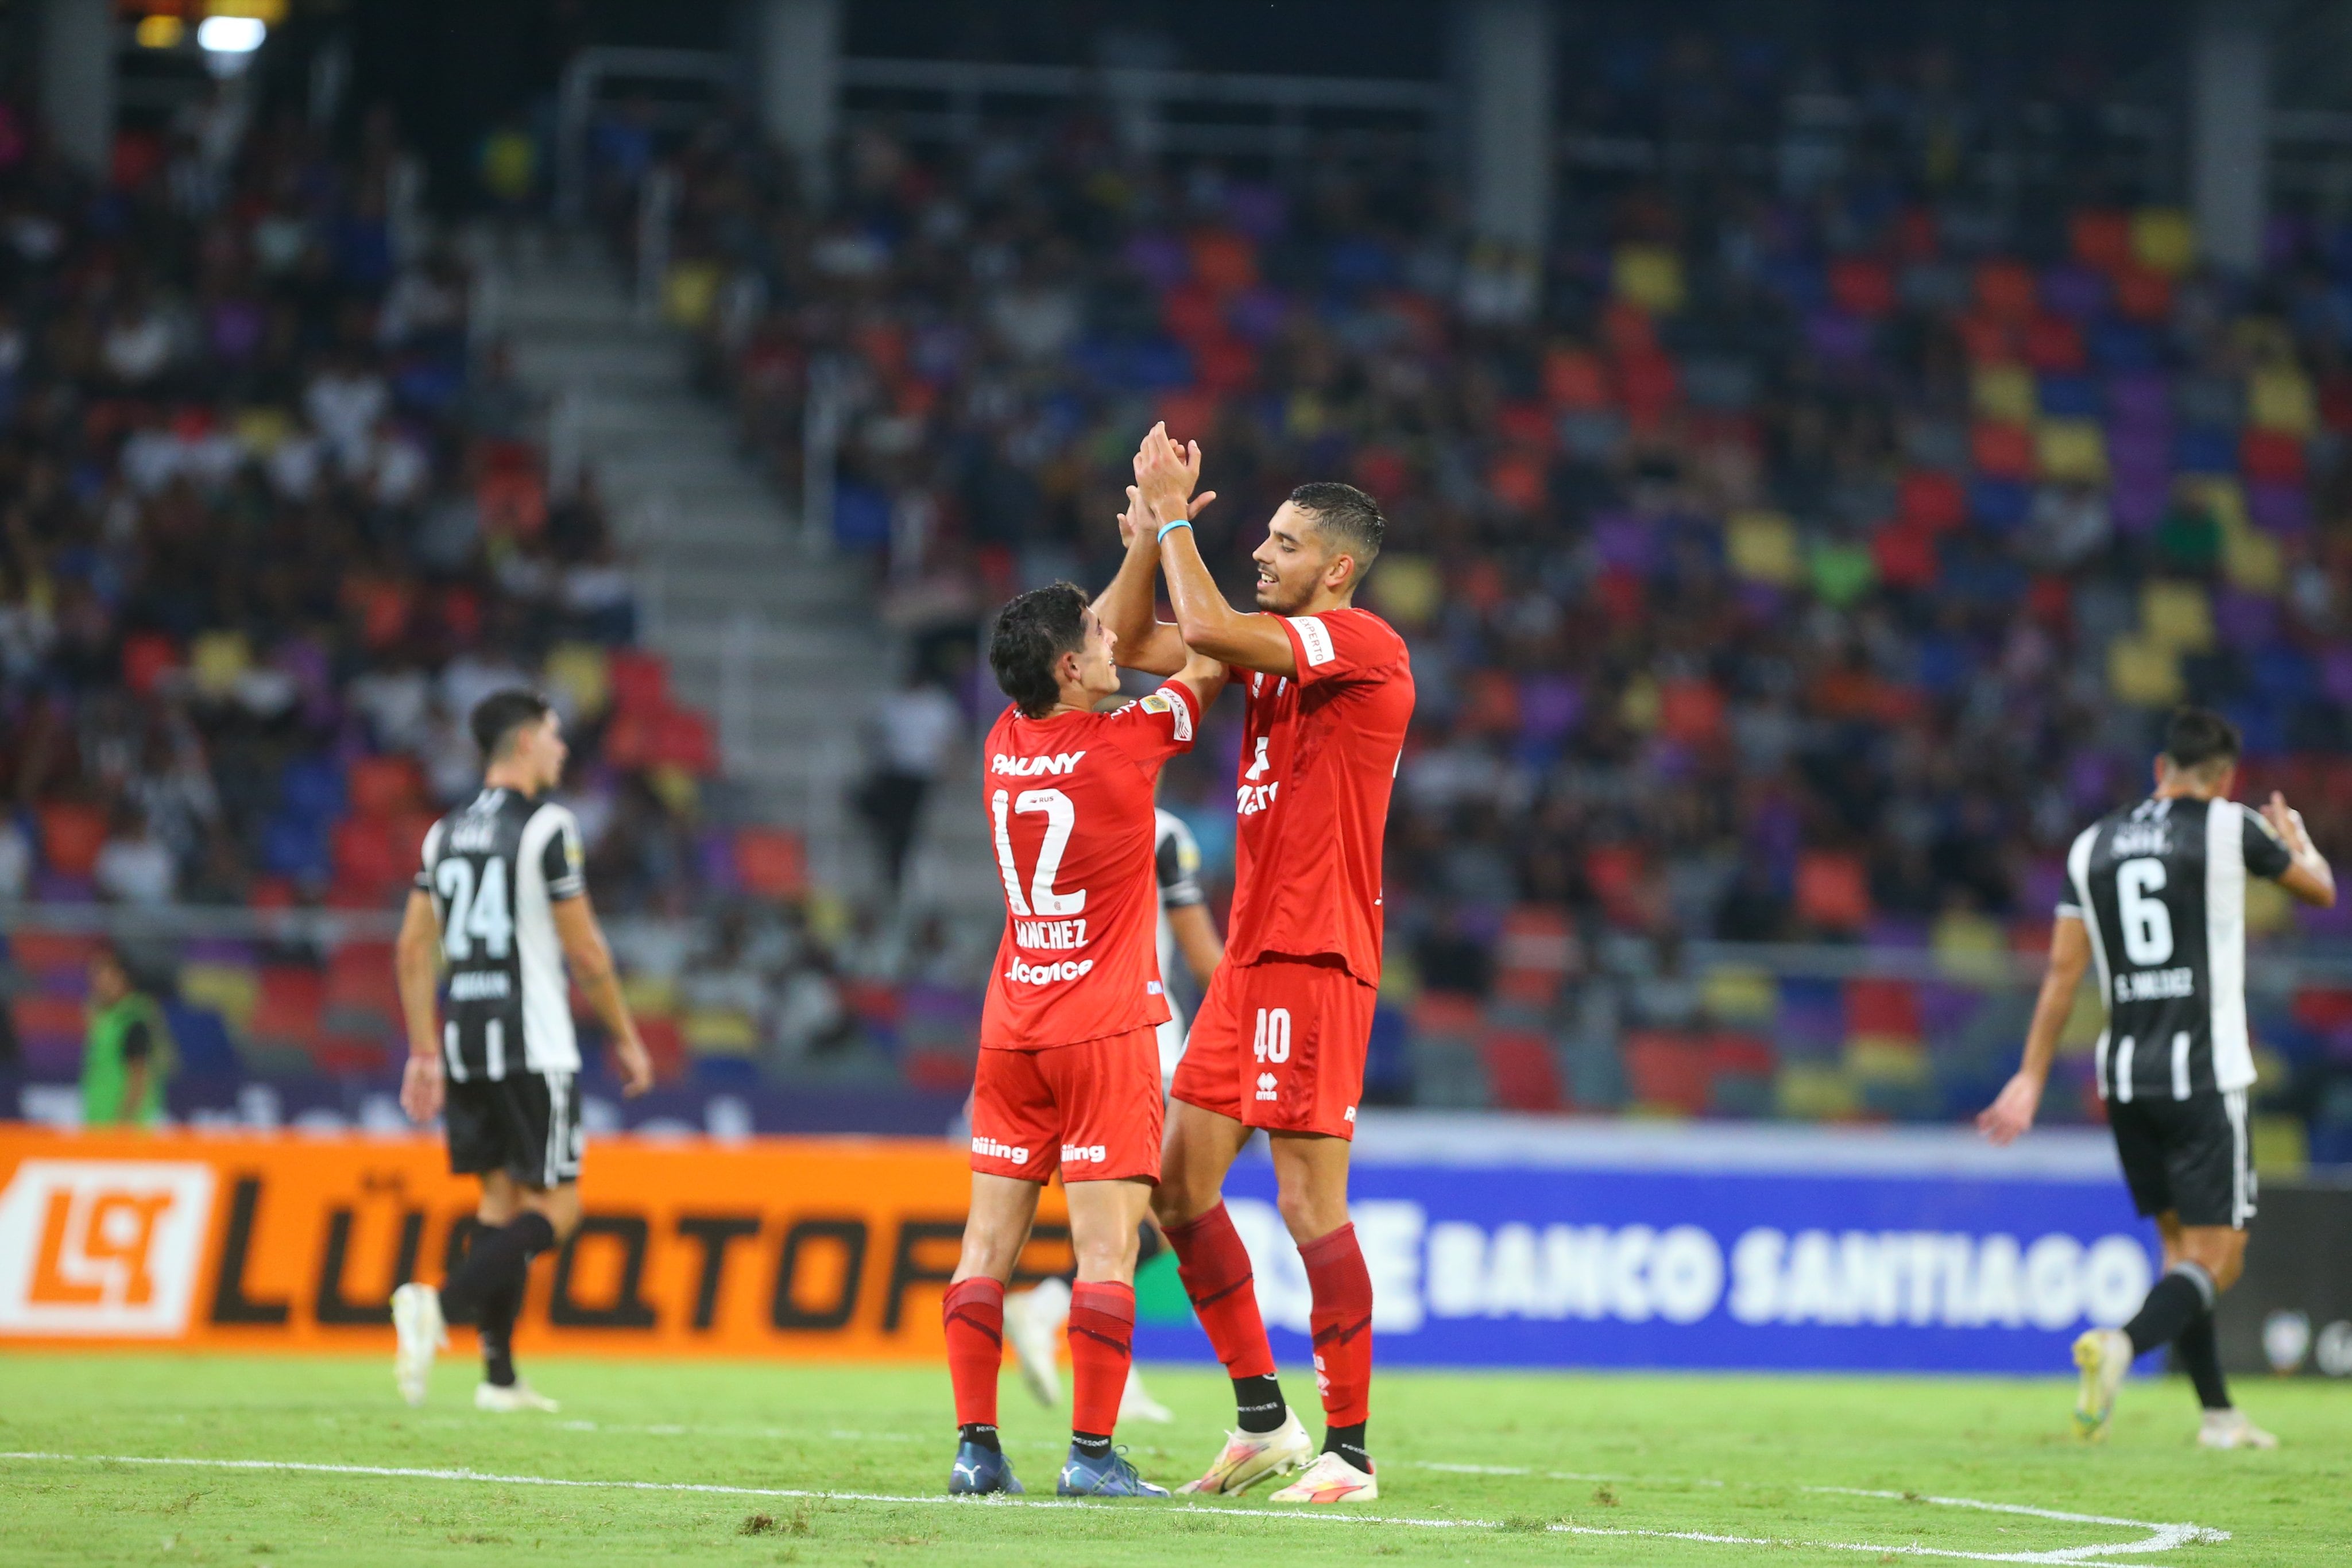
[980,682,1202,1050]
[2060,795,2293,1101]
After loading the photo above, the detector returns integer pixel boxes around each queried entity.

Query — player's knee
[1151,1170,1213,1229]
[1273,1182,1343,1244]
[1070,1230,1137,1283]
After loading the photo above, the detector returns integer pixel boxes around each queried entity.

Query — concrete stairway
[475,230,1000,923]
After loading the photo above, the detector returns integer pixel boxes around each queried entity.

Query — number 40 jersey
[979,681,1202,1051]
[416,786,588,1079]
[2060,795,2293,1102]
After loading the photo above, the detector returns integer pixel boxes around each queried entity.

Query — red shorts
[969,1027,1163,1184]
[1170,955,1375,1140]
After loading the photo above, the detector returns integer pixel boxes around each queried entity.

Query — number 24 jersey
[979,682,1202,1050]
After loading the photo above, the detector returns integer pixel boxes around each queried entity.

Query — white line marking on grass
[0,1452,2227,1563]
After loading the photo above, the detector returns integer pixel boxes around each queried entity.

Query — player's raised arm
[552,893,655,1097]
[394,886,446,1124]
[2260,792,2336,907]
[1092,482,1197,677]
[1133,424,1301,677]
[1978,913,2092,1145]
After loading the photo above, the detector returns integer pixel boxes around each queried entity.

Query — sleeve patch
[1287,614,1336,668]
[1142,688,1194,742]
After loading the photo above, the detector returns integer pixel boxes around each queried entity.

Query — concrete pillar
[2189,0,2271,274]
[756,0,842,203]
[40,0,114,176]
[1459,0,1554,254]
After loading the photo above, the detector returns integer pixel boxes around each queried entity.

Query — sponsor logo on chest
[992,750,1086,777]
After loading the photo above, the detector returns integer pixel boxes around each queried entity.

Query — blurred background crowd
[9,1,2352,1163]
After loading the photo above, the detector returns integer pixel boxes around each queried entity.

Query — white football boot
[2072,1327,2133,1442]
[390,1282,446,1408]
[1119,1365,1174,1424]
[1268,1450,1378,1504]
[2197,1409,2279,1450]
[1175,1410,1313,1495]
[1004,1279,1070,1407]
[475,1379,560,1414]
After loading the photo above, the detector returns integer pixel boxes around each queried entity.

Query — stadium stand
[10,24,2352,1163]
[629,36,2352,1147]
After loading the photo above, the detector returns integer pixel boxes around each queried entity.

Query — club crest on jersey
[993,750,1085,777]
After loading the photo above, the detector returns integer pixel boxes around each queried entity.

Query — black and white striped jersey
[416,786,587,1080]
[2059,795,2293,1101]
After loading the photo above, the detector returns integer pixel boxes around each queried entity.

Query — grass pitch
[2,1353,2347,1566]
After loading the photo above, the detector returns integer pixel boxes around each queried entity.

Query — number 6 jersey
[2059,795,2293,1101]
[416,786,588,1079]
[979,681,1203,1050]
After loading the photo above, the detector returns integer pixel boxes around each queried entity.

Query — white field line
[0,1451,2226,1563]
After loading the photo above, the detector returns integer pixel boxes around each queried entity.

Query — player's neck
[481,767,542,798]
[1298,587,1356,617]
[2151,784,2222,803]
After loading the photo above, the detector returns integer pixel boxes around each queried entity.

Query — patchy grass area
[3,1353,2347,1565]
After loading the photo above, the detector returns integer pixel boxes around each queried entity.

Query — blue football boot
[948,1439,1024,1496]
[1057,1445,1170,1498]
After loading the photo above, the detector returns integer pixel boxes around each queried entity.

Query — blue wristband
[1156,517,1193,543]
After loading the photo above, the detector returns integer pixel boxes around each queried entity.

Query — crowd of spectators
[626,32,2352,1137]
[0,99,729,918]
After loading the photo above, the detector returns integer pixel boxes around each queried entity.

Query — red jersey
[979,680,1203,1049]
[1227,607,1414,984]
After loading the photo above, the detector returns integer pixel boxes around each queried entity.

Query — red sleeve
[1101,680,1201,765]
[1278,609,1398,687]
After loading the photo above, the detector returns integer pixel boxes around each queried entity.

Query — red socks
[1299,1222,1374,1427]
[941,1277,1005,1430]
[1164,1202,1277,1380]
[1067,1281,1136,1439]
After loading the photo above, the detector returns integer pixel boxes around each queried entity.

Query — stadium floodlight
[196,16,266,55]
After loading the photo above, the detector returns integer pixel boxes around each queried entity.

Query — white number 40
[1253,1006,1291,1064]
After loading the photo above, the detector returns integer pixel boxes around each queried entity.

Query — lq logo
[0,1161,216,1335]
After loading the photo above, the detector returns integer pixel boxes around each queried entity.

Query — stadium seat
[1479,1029,1564,1113]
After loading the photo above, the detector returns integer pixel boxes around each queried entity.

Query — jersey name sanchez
[2062,795,2292,1100]
[980,682,1201,1048]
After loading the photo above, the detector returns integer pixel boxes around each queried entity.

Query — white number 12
[991,788,1084,918]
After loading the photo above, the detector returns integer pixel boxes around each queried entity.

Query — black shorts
[2109,1089,2254,1229]
[446,1070,583,1190]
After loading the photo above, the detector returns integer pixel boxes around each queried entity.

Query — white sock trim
[2169,1259,2218,1312]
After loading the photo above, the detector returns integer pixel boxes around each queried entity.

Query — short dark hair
[471,688,554,759]
[989,583,1089,719]
[1289,481,1385,575]
[2164,707,2242,773]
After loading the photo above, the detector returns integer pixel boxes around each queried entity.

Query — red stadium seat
[38,803,107,878]
[1624,1031,1709,1115]
[734,827,807,899]
[607,649,670,714]
[252,967,325,1045]
[1796,853,1872,933]
[1479,1029,1563,1112]
[1846,978,1921,1042]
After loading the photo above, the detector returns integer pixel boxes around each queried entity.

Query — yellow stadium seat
[2140,580,2214,651]
[2249,367,2317,435]
[1613,245,1686,313]
[2108,634,2184,706]
[2036,418,2108,482]
[2132,208,2197,274]
[1368,554,1444,628]
[1727,511,1801,585]
[1702,965,1778,1023]
[180,963,260,1032]
[1970,364,2037,423]
[544,642,612,719]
